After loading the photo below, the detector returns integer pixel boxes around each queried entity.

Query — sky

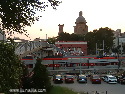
[10,0,125,40]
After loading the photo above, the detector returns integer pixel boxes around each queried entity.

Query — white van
[105,75,117,83]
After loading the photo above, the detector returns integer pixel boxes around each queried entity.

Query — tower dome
[76,11,86,24]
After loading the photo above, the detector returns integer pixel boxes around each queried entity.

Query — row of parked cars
[52,74,125,84]
[101,75,125,84]
[53,74,87,84]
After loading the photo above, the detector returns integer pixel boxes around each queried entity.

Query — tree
[0,41,23,93]
[47,37,56,44]
[57,32,71,41]
[0,0,61,37]
[57,32,83,41]
[32,58,51,94]
[85,32,96,54]
[95,27,114,52]
[86,27,114,54]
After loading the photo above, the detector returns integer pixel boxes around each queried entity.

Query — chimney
[58,24,64,35]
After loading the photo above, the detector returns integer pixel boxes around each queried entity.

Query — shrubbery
[0,41,23,93]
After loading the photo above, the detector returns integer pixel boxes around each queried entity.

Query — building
[55,41,87,56]
[0,30,6,41]
[58,11,88,35]
[74,11,88,34]
[58,24,64,35]
[113,29,125,48]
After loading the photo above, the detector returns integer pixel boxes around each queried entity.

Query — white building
[0,30,6,41]
[113,29,125,47]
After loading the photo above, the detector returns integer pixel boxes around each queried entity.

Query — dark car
[115,76,122,83]
[64,75,74,83]
[90,75,101,84]
[101,75,107,81]
[77,75,87,83]
[53,75,63,84]
[119,76,125,84]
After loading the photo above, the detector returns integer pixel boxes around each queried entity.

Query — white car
[105,75,117,84]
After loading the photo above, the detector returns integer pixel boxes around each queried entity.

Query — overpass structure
[14,40,68,58]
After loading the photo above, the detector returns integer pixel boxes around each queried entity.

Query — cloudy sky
[11,0,125,40]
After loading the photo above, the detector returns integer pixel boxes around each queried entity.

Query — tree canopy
[86,27,114,54]
[0,0,61,37]
[55,27,115,55]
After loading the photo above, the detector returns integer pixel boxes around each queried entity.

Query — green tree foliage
[47,37,56,44]
[0,42,23,93]
[0,0,61,37]
[95,27,114,51]
[85,27,114,54]
[57,32,84,41]
[56,27,114,55]
[85,32,96,54]
[57,32,71,41]
[32,58,51,94]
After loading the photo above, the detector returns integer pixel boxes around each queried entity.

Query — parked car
[101,75,107,81]
[90,75,101,84]
[105,75,117,84]
[64,75,74,83]
[53,74,63,84]
[119,76,125,84]
[103,75,112,82]
[115,76,122,83]
[77,75,87,83]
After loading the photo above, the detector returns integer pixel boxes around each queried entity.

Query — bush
[0,42,23,93]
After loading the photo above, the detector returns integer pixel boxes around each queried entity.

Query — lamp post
[96,43,97,56]
[103,40,104,55]
[53,60,55,70]
[46,34,47,41]
[117,37,120,72]
[87,59,89,69]
[80,58,82,74]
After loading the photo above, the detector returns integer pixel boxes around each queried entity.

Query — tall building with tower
[74,11,88,34]
[58,11,88,35]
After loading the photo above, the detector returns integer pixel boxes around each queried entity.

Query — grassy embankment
[48,86,86,94]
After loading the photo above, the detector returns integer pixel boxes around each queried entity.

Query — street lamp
[79,58,82,74]
[117,37,121,72]
[46,34,47,41]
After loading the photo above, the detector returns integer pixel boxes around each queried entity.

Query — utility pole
[96,43,97,56]
[87,59,89,69]
[46,34,47,41]
[53,60,54,70]
[117,37,120,72]
[103,40,104,55]
[121,40,123,56]
[80,58,82,74]
[120,40,123,68]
